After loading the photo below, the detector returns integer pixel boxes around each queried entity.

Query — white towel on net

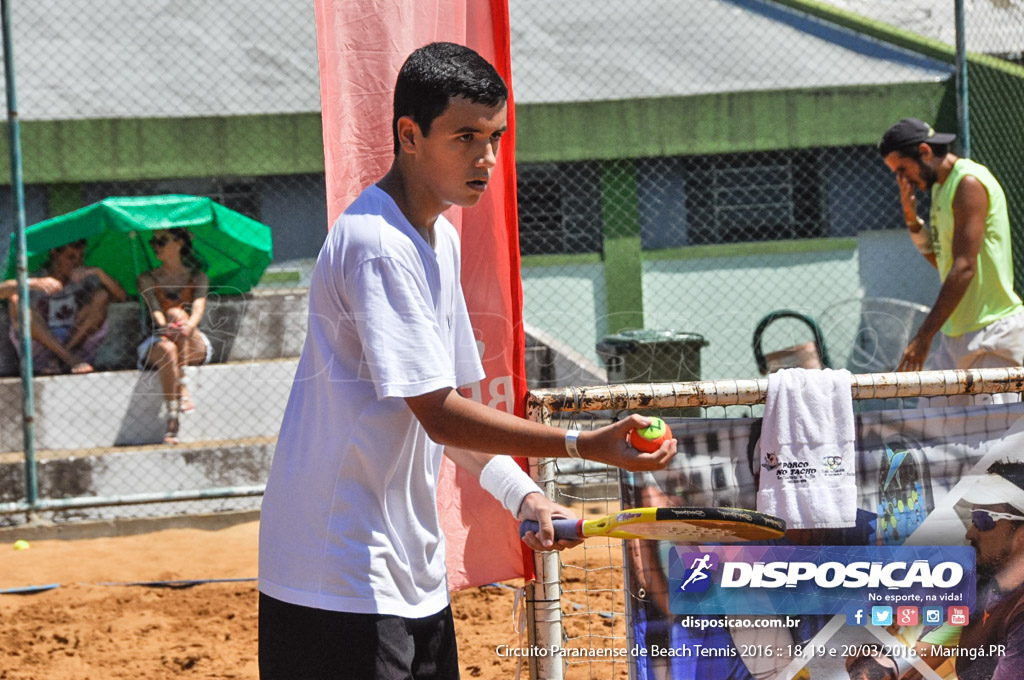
[757,367,857,529]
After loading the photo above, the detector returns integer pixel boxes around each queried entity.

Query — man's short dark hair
[392,42,508,153]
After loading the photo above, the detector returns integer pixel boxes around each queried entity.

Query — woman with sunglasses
[137,228,213,445]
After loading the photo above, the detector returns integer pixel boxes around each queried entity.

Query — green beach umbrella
[4,195,274,296]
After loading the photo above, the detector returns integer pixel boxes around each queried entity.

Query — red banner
[314,0,530,589]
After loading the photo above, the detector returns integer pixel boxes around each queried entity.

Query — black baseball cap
[878,118,956,157]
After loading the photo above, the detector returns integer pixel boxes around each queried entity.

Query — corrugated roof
[2,0,321,121]
[0,0,952,121]
[509,0,951,104]
[822,0,1024,57]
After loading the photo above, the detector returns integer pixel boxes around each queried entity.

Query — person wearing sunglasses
[971,508,1024,532]
[951,467,1024,680]
[901,469,1024,680]
[137,228,212,445]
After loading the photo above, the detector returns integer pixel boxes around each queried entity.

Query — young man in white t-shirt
[258,42,677,680]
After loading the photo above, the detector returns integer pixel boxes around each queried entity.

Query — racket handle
[518,518,582,541]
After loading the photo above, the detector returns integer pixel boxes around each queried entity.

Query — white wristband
[564,429,582,459]
[909,224,933,255]
[478,456,543,518]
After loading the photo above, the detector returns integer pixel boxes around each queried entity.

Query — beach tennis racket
[519,506,786,543]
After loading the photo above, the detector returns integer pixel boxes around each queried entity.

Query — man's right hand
[898,331,934,373]
[897,174,921,226]
[579,414,677,472]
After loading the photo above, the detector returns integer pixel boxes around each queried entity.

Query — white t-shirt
[259,185,485,618]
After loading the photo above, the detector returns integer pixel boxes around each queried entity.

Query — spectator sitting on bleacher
[136,228,212,446]
[0,239,127,374]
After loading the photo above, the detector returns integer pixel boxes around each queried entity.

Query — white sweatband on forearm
[478,456,544,518]
[909,223,933,255]
[564,429,582,459]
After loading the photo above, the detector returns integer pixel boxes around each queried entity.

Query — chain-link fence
[0,0,1023,524]
[0,1,324,525]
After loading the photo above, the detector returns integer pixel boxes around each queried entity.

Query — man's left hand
[517,494,582,552]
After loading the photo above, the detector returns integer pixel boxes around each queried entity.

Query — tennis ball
[628,417,672,453]
[12,539,29,551]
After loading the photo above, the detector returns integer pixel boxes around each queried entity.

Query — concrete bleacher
[0,437,276,528]
[0,287,310,377]
[0,289,309,452]
[0,287,308,523]
[0,360,299,451]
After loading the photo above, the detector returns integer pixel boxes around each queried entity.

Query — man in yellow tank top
[879,118,1024,402]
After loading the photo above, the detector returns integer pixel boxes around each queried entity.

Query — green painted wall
[0,85,949,185]
[0,113,324,185]
[514,82,949,163]
[600,160,644,333]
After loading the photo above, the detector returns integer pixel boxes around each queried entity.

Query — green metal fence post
[954,0,971,157]
[2,0,39,514]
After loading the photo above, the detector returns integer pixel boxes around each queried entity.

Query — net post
[526,402,565,680]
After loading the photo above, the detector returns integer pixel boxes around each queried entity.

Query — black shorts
[258,591,460,680]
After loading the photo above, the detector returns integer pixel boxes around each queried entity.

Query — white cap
[961,473,1024,514]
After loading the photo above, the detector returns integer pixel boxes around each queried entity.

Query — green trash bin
[596,329,709,417]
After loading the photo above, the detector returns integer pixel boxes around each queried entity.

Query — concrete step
[0,359,297,453]
[0,437,274,528]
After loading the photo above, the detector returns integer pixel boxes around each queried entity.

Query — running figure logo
[679,552,719,593]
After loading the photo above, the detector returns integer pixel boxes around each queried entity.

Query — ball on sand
[12,539,30,551]
[628,417,672,453]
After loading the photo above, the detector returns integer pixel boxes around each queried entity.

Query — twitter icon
[871,606,893,626]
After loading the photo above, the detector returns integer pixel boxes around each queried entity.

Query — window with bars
[514,146,897,255]
[685,150,827,244]
[516,162,603,256]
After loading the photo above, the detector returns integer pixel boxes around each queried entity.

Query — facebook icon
[846,608,867,626]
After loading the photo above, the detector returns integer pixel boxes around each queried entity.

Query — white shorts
[930,310,1024,405]
[137,330,213,370]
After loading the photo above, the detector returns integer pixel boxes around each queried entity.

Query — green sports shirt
[930,158,1023,337]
